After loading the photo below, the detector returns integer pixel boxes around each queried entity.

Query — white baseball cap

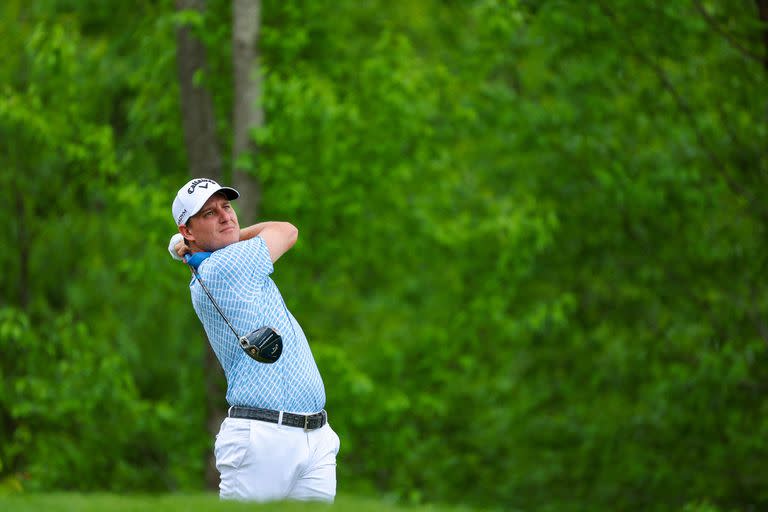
[172,178,240,226]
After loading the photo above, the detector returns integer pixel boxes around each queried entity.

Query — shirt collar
[186,251,212,270]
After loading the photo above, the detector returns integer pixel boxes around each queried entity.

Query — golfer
[168,177,339,502]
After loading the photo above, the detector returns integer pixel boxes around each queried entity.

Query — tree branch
[692,0,766,68]
[597,1,768,225]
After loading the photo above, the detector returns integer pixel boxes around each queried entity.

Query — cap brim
[219,187,240,200]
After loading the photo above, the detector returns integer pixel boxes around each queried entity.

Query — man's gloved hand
[168,233,187,261]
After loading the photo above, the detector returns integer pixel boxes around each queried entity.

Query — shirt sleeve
[202,237,274,296]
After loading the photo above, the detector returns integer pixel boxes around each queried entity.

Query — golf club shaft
[185,256,242,342]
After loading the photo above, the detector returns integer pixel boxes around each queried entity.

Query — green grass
[0,492,482,512]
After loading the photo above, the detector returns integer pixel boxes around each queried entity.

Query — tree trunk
[175,0,226,491]
[176,0,222,182]
[758,0,768,71]
[232,0,263,224]
[14,181,29,310]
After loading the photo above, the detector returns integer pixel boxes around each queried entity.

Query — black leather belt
[228,406,327,430]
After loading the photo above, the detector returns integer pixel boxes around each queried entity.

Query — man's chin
[208,235,239,251]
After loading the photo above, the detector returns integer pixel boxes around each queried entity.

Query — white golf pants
[214,415,340,502]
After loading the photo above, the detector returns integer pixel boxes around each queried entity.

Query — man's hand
[168,233,189,261]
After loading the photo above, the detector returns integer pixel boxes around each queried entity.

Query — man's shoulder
[199,238,268,278]
[218,238,264,257]
[207,239,254,264]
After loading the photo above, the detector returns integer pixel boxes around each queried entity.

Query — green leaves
[1,0,766,510]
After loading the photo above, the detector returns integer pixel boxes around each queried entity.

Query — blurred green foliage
[0,492,482,512]
[1,0,766,511]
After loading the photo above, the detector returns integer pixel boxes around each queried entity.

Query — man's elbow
[285,223,299,248]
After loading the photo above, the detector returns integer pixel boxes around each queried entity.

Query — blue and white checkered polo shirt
[189,237,325,413]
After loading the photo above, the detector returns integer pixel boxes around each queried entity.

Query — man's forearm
[240,222,289,241]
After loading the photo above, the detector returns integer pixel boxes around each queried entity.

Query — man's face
[181,192,240,252]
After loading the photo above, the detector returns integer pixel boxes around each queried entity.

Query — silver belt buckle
[303,414,310,431]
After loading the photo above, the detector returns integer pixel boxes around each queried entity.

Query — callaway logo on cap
[172,178,240,226]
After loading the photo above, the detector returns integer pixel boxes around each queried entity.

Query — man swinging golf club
[168,177,339,502]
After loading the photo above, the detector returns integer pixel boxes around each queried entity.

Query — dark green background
[1,1,766,511]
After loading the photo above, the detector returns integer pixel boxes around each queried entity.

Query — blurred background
[1,1,767,511]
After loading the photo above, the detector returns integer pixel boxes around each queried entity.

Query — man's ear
[179,223,194,243]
